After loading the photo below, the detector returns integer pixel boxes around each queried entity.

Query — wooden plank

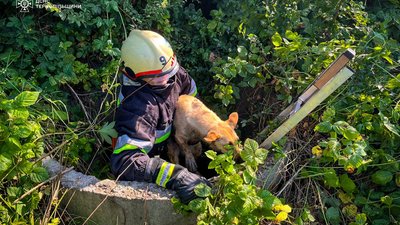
[273,49,355,121]
[260,66,354,149]
[314,49,355,89]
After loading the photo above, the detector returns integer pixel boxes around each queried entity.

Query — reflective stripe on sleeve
[189,78,197,96]
[113,143,142,154]
[155,125,172,144]
[155,162,175,187]
[113,135,153,154]
[117,92,124,106]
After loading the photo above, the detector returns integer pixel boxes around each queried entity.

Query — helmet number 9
[159,56,167,66]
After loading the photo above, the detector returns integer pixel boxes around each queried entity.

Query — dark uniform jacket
[111,67,197,181]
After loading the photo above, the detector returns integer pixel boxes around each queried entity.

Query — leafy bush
[0,0,179,223]
[0,91,49,223]
[173,139,292,224]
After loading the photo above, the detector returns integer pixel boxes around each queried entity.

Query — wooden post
[260,66,354,149]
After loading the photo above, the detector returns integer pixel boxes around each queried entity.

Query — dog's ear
[204,131,220,142]
[227,112,239,129]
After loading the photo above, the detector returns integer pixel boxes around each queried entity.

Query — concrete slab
[42,158,196,225]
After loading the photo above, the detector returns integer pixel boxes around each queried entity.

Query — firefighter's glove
[145,158,211,204]
[168,165,211,204]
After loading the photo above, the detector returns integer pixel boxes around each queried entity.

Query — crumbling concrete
[42,158,196,225]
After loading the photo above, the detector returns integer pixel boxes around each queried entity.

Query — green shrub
[0,91,49,223]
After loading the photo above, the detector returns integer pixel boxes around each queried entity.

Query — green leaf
[205,198,216,216]
[382,55,393,64]
[242,197,256,213]
[301,208,315,222]
[347,154,364,169]
[30,166,49,183]
[7,186,22,198]
[271,32,282,47]
[51,110,68,121]
[327,139,341,158]
[333,121,348,135]
[6,137,22,152]
[12,125,32,138]
[322,107,336,122]
[241,139,267,167]
[338,191,353,204]
[194,183,212,197]
[355,213,367,224]
[15,203,25,216]
[243,170,255,184]
[222,161,234,173]
[324,169,340,188]
[241,139,257,163]
[372,219,390,225]
[7,109,30,120]
[237,46,248,58]
[326,207,340,225]
[386,74,400,89]
[245,64,256,74]
[371,170,393,185]
[340,174,356,193]
[207,21,218,30]
[14,91,40,107]
[255,148,268,164]
[188,199,207,213]
[380,196,393,206]
[342,204,358,217]
[314,121,332,133]
[98,121,118,144]
[243,165,256,184]
[333,121,360,140]
[342,126,360,140]
[379,113,400,137]
[285,30,297,40]
[0,154,12,173]
[205,150,217,160]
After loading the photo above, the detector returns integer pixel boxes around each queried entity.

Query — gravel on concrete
[42,157,176,200]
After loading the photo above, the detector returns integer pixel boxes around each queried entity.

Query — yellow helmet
[121,30,179,80]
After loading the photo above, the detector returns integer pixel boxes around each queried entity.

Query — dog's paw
[185,157,198,173]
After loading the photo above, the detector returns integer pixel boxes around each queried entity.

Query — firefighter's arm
[177,67,198,97]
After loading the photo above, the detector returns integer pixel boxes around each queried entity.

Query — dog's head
[203,112,241,156]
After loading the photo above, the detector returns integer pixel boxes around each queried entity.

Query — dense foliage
[173,139,293,224]
[0,0,399,224]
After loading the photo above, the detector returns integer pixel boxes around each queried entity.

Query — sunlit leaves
[349,213,367,225]
[332,121,361,141]
[313,120,368,172]
[0,155,12,174]
[14,91,40,107]
[174,139,290,224]
[271,32,282,47]
[0,91,48,224]
[194,183,212,198]
[240,139,268,168]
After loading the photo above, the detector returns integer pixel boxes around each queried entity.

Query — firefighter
[111,30,209,204]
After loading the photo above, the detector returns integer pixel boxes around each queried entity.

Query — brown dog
[166,138,202,168]
[169,95,240,172]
